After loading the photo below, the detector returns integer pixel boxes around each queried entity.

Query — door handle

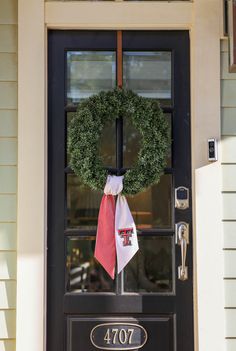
[175,222,189,281]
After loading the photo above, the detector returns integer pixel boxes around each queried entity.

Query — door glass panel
[67,175,102,229]
[67,51,116,104]
[123,113,172,168]
[67,174,172,230]
[166,113,172,167]
[123,51,172,104]
[67,113,116,168]
[99,119,116,167]
[123,116,141,168]
[127,175,172,229]
[124,236,173,293]
[66,237,115,293]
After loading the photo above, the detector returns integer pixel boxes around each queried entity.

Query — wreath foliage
[68,88,170,195]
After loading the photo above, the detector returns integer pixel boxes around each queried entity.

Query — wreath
[68,88,170,195]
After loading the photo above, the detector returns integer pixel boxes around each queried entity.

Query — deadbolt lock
[175,186,189,210]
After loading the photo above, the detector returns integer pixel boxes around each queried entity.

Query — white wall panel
[222,165,236,190]
[0,252,16,279]
[0,111,17,137]
[0,281,16,309]
[222,136,236,163]
[0,82,17,109]
[222,108,236,136]
[0,0,17,25]
[223,194,236,220]
[226,339,236,351]
[0,223,16,250]
[0,311,15,339]
[0,195,16,222]
[0,25,17,53]
[0,53,17,81]
[221,39,228,53]
[225,280,236,307]
[0,340,16,351]
[225,309,236,337]
[0,167,17,193]
[223,222,236,248]
[0,140,17,165]
[221,52,236,80]
[224,250,236,278]
[222,80,236,107]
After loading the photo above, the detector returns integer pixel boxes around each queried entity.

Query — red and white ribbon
[94,175,139,279]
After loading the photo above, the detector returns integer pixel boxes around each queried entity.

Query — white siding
[222,136,236,163]
[221,38,236,347]
[223,222,236,248]
[0,0,17,349]
[225,280,236,307]
[226,339,236,351]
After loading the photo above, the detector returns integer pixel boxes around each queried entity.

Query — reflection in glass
[66,237,115,293]
[124,236,173,293]
[67,115,116,169]
[67,51,116,104]
[165,113,172,167]
[99,119,116,167]
[127,175,172,229]
[67,175,172,230]
[67,175,172,229]
[123,116,141,168]
[123,52,171,102]
[123,113,172,168]
[67,175,102,229]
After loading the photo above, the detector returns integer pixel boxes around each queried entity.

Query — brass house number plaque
[90,323,148,350]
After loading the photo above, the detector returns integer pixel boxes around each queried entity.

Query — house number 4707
[104,328,134,345]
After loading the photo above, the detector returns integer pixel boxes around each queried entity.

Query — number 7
[127,329,134,344]
[111,329,119,344]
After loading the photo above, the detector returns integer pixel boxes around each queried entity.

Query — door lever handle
[175,222,189,281]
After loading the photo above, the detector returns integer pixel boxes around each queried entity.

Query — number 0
[118,329,128,344]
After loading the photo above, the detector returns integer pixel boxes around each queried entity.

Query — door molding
[45,2,192,30]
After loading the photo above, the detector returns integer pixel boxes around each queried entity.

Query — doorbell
[208,138,218,161]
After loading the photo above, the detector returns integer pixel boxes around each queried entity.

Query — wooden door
[47,30,193,351]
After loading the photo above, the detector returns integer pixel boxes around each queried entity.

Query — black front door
[47,30,193,351]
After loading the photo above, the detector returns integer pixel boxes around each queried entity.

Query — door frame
[17,2,224,351]
[47,29,192,351]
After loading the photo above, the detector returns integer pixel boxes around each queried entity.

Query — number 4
[104,329,111,344]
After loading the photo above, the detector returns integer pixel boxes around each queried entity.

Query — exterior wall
[0,1,17,351]
[0,1,227,351]
[221,38,236,351]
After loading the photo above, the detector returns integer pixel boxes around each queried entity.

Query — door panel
[67,316,174,351]
[48,30,193,351]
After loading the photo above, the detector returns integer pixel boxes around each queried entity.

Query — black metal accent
[64,228,175,237]
[65,166,173,175]
[64,294,176,314]
[65,104,173,113]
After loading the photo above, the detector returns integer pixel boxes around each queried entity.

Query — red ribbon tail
[94,194,116,279]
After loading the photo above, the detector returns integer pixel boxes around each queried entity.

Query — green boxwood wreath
[68,88,171,195]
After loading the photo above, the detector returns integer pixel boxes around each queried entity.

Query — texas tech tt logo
[118,228,134,246]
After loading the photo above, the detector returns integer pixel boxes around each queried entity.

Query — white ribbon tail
[115,194,139,274]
